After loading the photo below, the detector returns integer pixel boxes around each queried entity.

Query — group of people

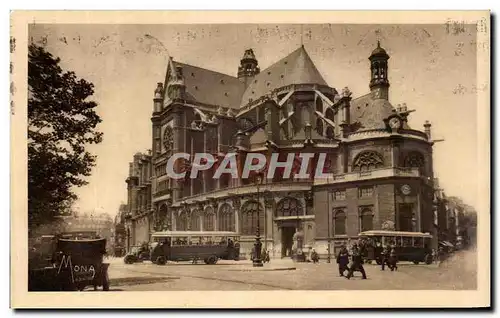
[336,243,367,279]
[335,243,398,279]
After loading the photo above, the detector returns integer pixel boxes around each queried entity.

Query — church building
[131,42,437,257]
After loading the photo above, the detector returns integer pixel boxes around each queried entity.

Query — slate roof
[350,93,410,130]
[172,61,246,109]
[240,46,328,107]
[169,46,328,110]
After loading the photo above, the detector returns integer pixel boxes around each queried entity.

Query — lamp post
[253,173,264,267]
[263,189,271,251]
[327,182,331,263]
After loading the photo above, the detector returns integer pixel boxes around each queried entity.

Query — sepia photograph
[11,11,490,308]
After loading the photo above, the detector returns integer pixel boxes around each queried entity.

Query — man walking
[345,244,367,280]
[336,244,349,277]
[380,245,390,271]
[389,247,398,271]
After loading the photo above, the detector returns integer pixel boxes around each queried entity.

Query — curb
[227,266,296,272]
[110,276,179,286]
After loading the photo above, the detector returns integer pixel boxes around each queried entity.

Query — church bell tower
[238,49,260,86]
[369,41,390,100]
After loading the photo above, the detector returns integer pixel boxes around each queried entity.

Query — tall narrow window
[203,207,215,231]
[190,209,201,231]
[241,201,264,235]
[334,209,346,235]
[315,118,324,136]
[360,207,374,232]
[399,203,414,231]
[218,203,234,231]
[176,211,188,231]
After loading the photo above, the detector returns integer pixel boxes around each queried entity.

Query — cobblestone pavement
[104,248,477,291]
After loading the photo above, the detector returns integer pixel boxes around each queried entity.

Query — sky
[28,23,481,217]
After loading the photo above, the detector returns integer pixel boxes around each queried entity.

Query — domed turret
[238,49,260,86]
[369,41,390,100]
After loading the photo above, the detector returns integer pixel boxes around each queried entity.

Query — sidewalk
[224,258,297,271]
[107,256,297,271]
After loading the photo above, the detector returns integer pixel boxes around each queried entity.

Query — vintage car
[29,237,110,291]
[123,245,151,264]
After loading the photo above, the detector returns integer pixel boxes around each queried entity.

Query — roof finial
[377,40,381,48]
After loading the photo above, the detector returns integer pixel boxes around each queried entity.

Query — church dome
[369,41,389,59]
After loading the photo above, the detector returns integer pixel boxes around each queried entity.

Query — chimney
[424,120,432,140]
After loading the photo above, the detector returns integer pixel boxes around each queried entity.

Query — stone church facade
[129,42,437,258]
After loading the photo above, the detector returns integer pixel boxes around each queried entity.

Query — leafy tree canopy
[28,44,103,231]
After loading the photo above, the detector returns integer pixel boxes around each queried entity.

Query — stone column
[232,197,241,233]
[172,106,183,202]
[264,193,275,253]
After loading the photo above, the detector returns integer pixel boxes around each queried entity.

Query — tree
[28,44,103,231]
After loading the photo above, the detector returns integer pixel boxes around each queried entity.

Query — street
[104,248,477,291]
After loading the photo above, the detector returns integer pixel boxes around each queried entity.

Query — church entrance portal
[281,226,296,258]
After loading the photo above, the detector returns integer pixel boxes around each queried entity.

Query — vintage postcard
[11,11,490,308]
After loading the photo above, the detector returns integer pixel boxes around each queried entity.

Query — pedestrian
[264,249,270,263]
[431,248,437,264]
[336,244,349,277]
[389,247,398,271]
[345,244,367,280]
[310,248,319,264]
[380,245,390,271]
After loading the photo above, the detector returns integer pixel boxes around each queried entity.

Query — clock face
[401,184,411,195]
[389,117,401,129]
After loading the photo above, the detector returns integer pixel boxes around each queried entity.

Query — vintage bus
[358,230,434,265]
[148,231,240,265]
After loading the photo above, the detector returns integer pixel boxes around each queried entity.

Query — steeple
[369,41,390,100]
[238,49,260,86]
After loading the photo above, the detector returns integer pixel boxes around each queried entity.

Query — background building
[125,151,153,248]
[131,42,440,258]
[112,204,128,256]
[61,211,114,250]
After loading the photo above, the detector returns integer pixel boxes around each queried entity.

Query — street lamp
[327,182,331,263]
[253,172,264,267]
[263,189,271,251]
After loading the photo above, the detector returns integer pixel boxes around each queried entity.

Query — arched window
[403,151,425,174]
[176,211,188,231]
[315,97,323,113]
[203,207,215,231]
[241,200,264,235]
[352,151,384,172]
[276,197,302,217]
[360,208,374,232]
[157,204,169,230]
[218,203,235,231]
[373,62,379,79]
[334,209,346,235]
[325,108,335,121]
[190,209,201,231]
[315,118,323,136]
[325,127,334,139]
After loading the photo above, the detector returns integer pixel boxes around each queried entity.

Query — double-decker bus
[147,231,241,265]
